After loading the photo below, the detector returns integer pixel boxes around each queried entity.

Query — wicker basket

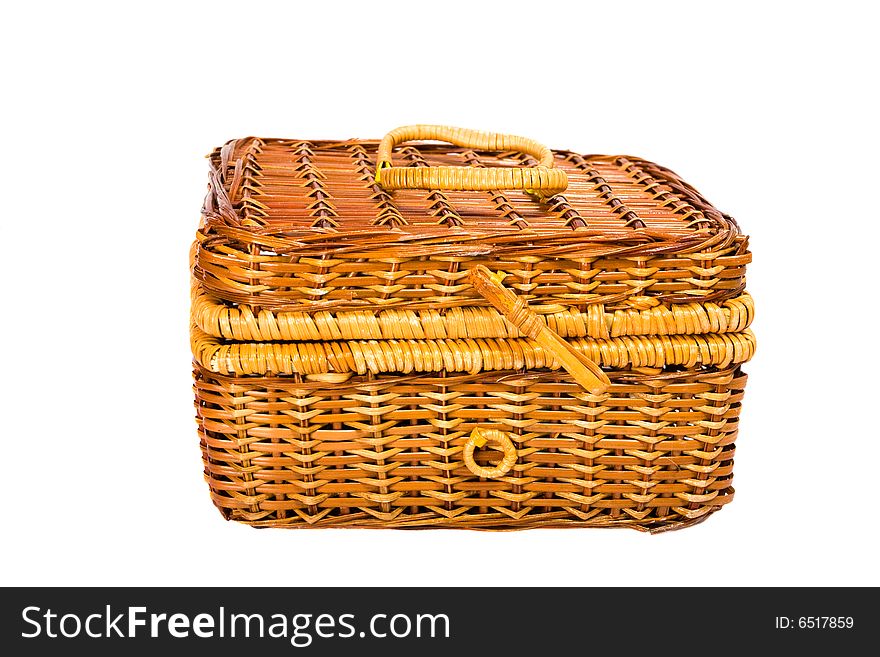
[191,125,754,531]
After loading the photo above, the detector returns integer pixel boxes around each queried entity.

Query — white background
[3,1,878,587]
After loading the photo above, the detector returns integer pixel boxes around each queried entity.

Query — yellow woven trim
[193,287,754,343]
[191,325,756,377]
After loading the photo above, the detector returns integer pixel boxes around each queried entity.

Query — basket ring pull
[469,265,610,395]
[463,428,518,479]
[375,125,568,196]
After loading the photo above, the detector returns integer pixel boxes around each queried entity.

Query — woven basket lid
[201,135,742,234]
[195,130,750,318]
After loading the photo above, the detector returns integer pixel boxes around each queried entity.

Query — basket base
[195,366,747,531]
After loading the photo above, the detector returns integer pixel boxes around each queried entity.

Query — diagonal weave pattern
[195,139,750,311]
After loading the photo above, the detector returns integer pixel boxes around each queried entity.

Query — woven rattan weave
[192,125,754,531]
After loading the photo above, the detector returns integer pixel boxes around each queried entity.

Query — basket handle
[469,265,610,395]
[375,125,568,195]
